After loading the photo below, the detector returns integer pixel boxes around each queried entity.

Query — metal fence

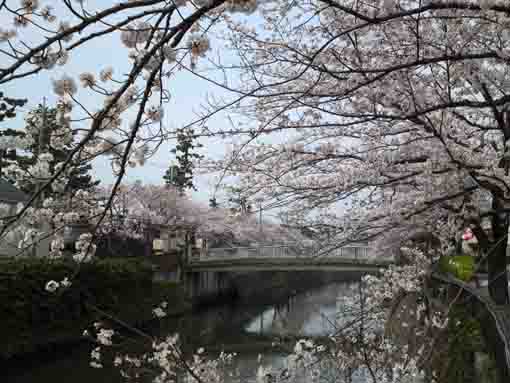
[200,244,378,261]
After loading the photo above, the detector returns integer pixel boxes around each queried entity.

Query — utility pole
[0,148,4,178]
[256,198,263,235]
[37,97,51,204]
[32,98,50,257]
[38,98,50,155]
[259,204,262,234]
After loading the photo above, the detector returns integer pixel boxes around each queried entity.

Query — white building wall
[0,203,25,257]
[0,202,50,258]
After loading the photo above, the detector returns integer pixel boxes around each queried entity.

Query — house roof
[0,178,28,204]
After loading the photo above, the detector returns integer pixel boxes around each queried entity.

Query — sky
[0,1,360,227]
[1,0,257,206]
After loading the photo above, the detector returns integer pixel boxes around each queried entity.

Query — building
[0,178,54,257]
[0,178,28,206]
[0,178,28,256]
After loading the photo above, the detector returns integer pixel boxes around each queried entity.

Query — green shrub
[445,306,488,383]
[0,257,185,359]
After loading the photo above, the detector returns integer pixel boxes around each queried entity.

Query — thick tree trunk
[432,271,510,383]
[478,306,509,383]
[488,242,509,301]
[486,198,510,381]
[489,203,509,304]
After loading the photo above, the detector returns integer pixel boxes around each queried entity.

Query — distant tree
[209,197,219,209]
[0,128,25,178]
[162,162,180,188]
[0,104,98,196]
[0,93,27,177]
[163,128,203,191]
[0,92,26,123]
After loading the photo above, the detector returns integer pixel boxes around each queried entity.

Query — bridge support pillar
[182,270,235,305]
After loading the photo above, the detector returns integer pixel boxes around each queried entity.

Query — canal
[4,281,359,383]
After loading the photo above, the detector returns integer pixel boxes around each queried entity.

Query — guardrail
[197,244,385,261]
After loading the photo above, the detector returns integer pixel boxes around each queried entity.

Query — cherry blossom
[45,280,59,293]
[52,75,77,97]
[2,0,508,379]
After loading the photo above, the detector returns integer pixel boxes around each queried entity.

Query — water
[4,282,358,383]
[245,283,354,337]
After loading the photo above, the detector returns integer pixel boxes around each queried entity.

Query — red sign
[462,228,474,241]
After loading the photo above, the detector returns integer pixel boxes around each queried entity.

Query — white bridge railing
[195,244,392,262]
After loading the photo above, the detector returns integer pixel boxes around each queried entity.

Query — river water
[4,282,358,383]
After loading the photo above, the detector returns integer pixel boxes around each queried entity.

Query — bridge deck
[188,259,390,272]
[188,245,392,272]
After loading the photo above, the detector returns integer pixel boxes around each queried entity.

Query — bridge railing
[197,244,389,262]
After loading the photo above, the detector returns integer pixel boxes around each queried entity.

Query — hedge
[444,305,498,383]
[0,257,186,359]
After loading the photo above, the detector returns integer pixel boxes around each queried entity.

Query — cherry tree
[212,0,510,270]
[0,0,263,260]
[197,0,510,379]
[208,4,508,277]
[3,0,510,381]
[210,0,510,285]
[98,182,307,249]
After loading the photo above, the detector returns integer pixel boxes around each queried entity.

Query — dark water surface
[4,282,357,383]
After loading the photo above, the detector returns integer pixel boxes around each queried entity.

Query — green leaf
[439,255,475,281]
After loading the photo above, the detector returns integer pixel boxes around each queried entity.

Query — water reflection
[245,282,358,337]
[4,282,360,383]
[220,282,360,383]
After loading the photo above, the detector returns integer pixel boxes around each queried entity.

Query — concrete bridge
[174,244,393,303]
[188,244,392,272]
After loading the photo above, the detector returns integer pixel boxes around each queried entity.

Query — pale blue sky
[1,2,354,225]
[1,1,255,205]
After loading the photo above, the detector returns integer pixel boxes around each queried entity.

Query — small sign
[153,239,165,251]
